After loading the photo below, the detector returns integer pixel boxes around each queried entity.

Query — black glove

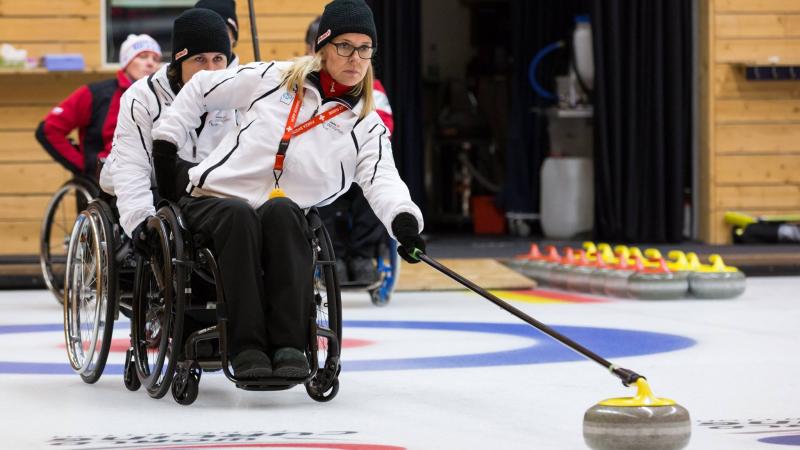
[131,218,160,256]
[392,212,425,264]
[152,139,178,202]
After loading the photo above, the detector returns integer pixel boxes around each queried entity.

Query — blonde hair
[282,51,375,120]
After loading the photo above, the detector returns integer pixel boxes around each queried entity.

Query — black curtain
[592,0,693,242]
[501,0,591,217]
[365,0,425,210]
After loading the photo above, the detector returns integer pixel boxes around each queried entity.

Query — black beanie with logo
[194,0,239,42]
[171,8,231,63]
[314,0,377,53]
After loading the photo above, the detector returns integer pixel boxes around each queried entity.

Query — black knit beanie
[194,0,239,42]
[172,8,232,64]
[314,0,377,53]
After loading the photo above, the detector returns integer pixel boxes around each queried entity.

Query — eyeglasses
[329,42,375,59]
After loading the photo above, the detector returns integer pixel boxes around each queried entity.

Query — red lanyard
[273,88,348,188]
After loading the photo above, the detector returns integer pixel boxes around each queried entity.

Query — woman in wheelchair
[150,0,426,379]
[99,8,236,243]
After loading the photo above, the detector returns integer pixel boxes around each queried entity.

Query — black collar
[307,71,359,109]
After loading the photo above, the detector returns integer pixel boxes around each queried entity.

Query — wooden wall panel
[717,124,800,153]
[716,0,800,13]
[0,17,100,42]
[0,0,100,16]
[716,155,800,184]
[716,14,800,38]
[0,195,52,220]
[715,99,800,122]
[0,222,40,255]
[716,185,800,208]
[0,106,51,131]
[716,38,800,64]
[0,163,69,194]
[0,73,109,105]
[700,0,800,243]
[0,132,51,162]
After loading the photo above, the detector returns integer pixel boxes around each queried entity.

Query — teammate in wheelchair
[149,0,425,381]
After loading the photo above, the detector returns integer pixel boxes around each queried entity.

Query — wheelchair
[122,201,342,405]
[42,176,101,304]
[63,195,137,384]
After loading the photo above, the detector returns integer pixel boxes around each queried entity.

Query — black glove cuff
[152,140,178,202]
[391,212,419,238]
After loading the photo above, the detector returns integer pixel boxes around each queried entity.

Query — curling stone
[520,245,561,285]
[583,241,598,260]
[588,245,619,295]
[627,257,689,300]
[584,378,691,450]
[688,253,746,299]
[566,250,595,292]
[603,248,636,298]
[507,243,542,270]
[549,247,576,290]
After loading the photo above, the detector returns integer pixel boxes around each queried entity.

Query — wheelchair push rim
[41,178,96,304]
[131,214,185,399]
[63,207,112,380]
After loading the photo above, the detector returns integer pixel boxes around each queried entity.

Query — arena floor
[1,276,798,449]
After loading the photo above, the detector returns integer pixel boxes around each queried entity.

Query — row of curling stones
[512,243,745,299]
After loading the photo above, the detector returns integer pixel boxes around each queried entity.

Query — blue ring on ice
[0,321,695,374]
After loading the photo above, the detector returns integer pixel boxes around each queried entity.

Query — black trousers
[319,183,386,260]
[178,195,314,356]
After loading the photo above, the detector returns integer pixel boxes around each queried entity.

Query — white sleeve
[353,122,424,238]
[109,89,156,237]
[152,62,276,146]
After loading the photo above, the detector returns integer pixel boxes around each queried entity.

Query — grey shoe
[272,347,310,378]
[231,349,272,379]
[349,257,379,284]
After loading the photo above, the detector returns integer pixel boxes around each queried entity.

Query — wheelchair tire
[131,213,185,399]
[307,213,342,401]
[42,178,98,304]
[62,202,116,384]
[172,363,200,405]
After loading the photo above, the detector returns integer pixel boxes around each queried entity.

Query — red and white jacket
[35,70,133,177]
[372,79,393,134]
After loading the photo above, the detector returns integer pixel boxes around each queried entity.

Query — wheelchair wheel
[42,177,98,304]
[172,362,201,405]
[307,214,342,402]
[131,213,185,399]
[62,202,116,384]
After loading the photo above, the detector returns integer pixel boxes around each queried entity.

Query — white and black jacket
[151,61,423,238]
[99,63,237,237]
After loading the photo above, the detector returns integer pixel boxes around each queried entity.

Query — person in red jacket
[306,16,394,284]
[35,34,162,179]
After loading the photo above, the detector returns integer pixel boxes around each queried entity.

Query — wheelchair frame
[124,202,343,405]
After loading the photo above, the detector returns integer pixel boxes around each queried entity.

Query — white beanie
[119,34,162,69]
